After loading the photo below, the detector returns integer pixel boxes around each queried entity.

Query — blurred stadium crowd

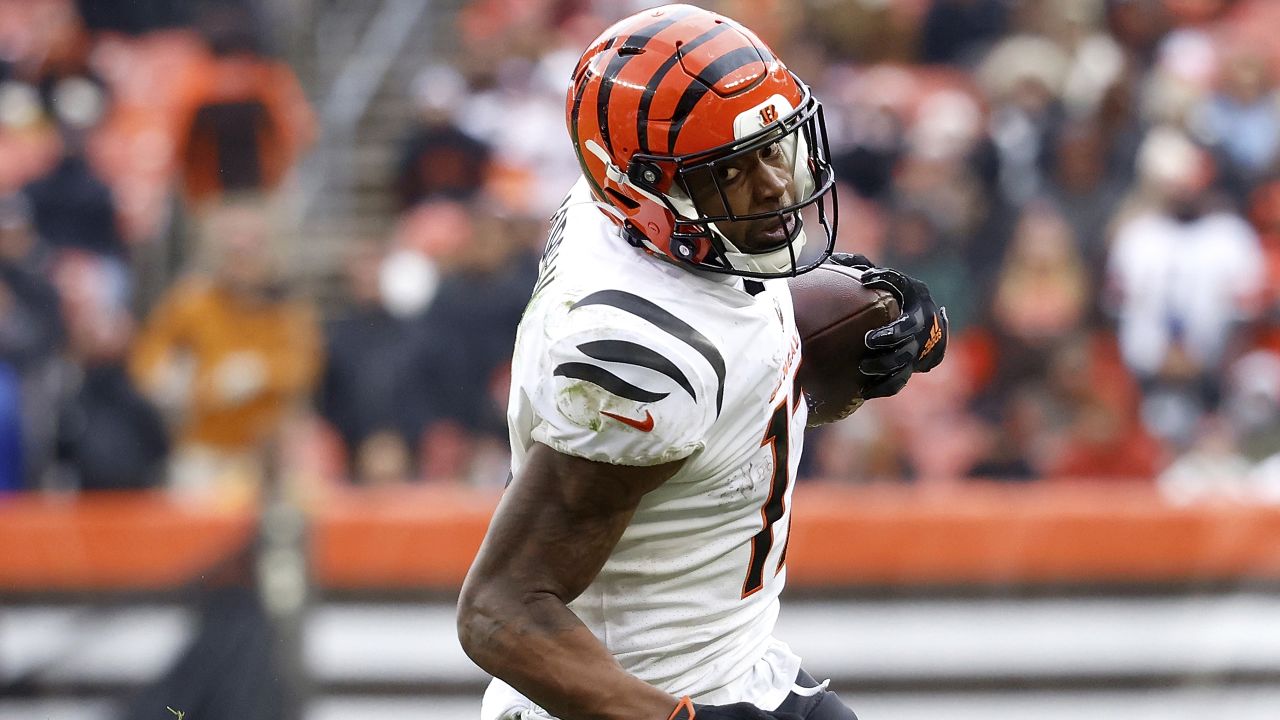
[4,0,1280,501]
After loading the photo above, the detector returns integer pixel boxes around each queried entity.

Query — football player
[457,5,947,720]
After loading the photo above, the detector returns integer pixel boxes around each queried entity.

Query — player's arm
[456,441,683,720]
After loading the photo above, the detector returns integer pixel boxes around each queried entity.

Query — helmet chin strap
[718,224,808,275]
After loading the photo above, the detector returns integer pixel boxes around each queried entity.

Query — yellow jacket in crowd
[129,277,322,451]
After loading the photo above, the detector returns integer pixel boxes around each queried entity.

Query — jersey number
[742,399,793,598]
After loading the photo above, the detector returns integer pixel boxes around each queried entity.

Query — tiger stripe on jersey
[552,362,669,404]
[577,339,697,402]
[571,290,725,416]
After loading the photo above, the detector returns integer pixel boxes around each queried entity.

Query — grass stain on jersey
[559,381,607,432]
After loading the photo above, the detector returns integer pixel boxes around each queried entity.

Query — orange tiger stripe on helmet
[568,7,697,199]
[633,23,731,155]
[662,28,798,157]
[594,9,700,158]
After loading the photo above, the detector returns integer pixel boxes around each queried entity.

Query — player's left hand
[828,254,948,398]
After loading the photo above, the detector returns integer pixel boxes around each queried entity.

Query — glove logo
[921,314,943,358]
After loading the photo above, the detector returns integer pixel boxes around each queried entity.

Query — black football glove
[668,696,804,720]
[827,254,949,399]
[828,252,875,270]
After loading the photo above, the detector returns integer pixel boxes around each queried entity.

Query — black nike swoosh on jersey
[577,339,697,402]
[571,290,725,416]
[553,362,670,404]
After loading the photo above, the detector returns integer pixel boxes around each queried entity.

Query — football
[788,263,901,425]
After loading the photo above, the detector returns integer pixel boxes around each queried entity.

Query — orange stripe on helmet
[569,37,617,202]
[665,45,771,154]
[634,22,732,155]
[593,7,697,156]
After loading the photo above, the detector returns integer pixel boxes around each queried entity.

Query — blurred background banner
[3,0,1280,719]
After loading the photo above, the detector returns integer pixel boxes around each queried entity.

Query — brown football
[788,263,900,425]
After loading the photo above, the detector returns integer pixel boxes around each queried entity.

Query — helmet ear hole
[604,187,641,210]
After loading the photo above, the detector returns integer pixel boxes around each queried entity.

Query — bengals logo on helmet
[566,4,838,279]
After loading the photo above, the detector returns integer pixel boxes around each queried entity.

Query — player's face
[684,140,798,253]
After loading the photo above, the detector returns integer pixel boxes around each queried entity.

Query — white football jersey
[486,178,807,719]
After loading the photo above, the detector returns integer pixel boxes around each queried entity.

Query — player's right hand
[667,696,804,720]
[827,253,949,380]
[854,266,948,400]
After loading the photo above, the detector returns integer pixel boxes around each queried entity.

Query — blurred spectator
[173,3,315,206]
[967,202,1100,479]
[985,202,1089,396]
[967,386,1046,482]
[398,201,537,482]
[1222,349,1280,461]
[1048,394,1165,479]
[51,252,168,490]
[458,51,583,216]
[830,100,903,201]
[919,0,1010,65]
[979,34,1069,205]
[11,9,124,261]
[395,65,493,210]
[1141,28,1219,129]
[1049,3,1128,121]
[316,237,441,485]
[1104,0,1172,62]
[880,205,977,333]
[1049,331,1153,477]
[889,105,1003,290]
[1157,414,1253,502]
[1107,127,1264,446]
[0,196,64,488]
[803,0,921,63]
[1246,448,1280,504]
[74,0,191,34]
[1194,48,1280,197]
[805,403,914,483]
[22,129,128,261]
[1248,180,1280,352]
[1046,121,1129,274]
[129,197,320,494]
